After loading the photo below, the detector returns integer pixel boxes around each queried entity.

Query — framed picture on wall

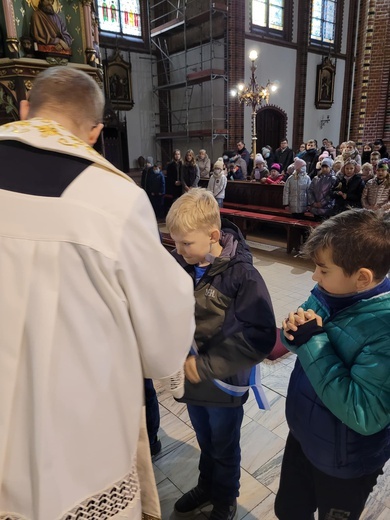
[104,50,134,111]
[315,57,335,109]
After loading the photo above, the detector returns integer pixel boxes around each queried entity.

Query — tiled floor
[153,229,390,519]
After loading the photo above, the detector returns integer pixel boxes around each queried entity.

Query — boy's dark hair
[302,209,390,279]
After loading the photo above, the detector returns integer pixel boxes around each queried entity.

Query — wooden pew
[219,208,319,253]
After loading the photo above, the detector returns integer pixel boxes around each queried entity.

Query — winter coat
[332,174,364,213]
[234,156,247,178]
[275,147,295,173]
[282,285,390,479]
[302,148,320,179]
[282,169,311,213]
[238,147,250,166]
[308,172,337,216]
[172,220,276,407]
[265,173,284,185]
[196,154,211,179]
[144,168,165,196]
[251,166,269,181]
[181,163,200,191]
[166,160,183,199]
[207,171,227,199]
[361,178,390,209]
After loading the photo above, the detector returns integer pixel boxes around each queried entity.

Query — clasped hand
[282,307,323,341]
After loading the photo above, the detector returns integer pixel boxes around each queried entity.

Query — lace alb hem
[0,466,139,520]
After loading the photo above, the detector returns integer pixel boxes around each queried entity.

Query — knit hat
[213,157,224,170]
[146,156,153,165]
[262,147,271,158]
[294,157,306,170]
[321,157,334,168]
[255,153,265,165]
[270,163,281,172]
[287,163,295,175]
[318,151,330,161]
[378,161,389,170]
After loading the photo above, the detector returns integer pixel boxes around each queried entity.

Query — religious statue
[30,0,73,53]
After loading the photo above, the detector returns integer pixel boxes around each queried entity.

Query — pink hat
[270,163,281,172]
[294,157,306,170]
[319,151,330,161]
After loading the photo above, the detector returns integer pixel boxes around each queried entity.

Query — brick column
[350,0,390,144]
[292,0,311,151]
[227,0,245,150]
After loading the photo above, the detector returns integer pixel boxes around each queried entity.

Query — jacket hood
[172,219,252,273]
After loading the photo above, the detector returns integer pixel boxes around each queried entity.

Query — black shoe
[209,501,237,520]
[150,437,162,457]
[174,486,211,517]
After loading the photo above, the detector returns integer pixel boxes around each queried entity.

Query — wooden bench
[219,208,320,253]
[161,231,175,251]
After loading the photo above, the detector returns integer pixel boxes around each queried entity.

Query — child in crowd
[166,189,276,520]
[332,159,343,177]
[332,159,364,213]
[197,149,211,179]
[143,162,165,218]
[283,157,311,218]
[370,151,381,174]
[296,143,306,157]
[308,157,336,220]
[275,209,390,520]
[361,160,390,210]
[262,145,275,169]
[360,162,374,184]
[342,140,361,166]
[207,157,227,207]
[182,149,200,192]
[361,143,373,164]
[251,153,269,181]
[228,157,245,180]
[262,163,284,184]
[315,151,330,176]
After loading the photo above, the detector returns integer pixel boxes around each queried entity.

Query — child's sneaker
[174,485,211,516]
[209,500,237,520]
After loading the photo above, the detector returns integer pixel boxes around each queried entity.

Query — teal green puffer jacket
[283,287,390,478]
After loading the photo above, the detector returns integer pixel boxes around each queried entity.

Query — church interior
[0,1,389,518]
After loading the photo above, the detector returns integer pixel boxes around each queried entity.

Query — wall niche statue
[30,0,73,58]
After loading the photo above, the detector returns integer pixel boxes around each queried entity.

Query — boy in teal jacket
[276,209,390,520]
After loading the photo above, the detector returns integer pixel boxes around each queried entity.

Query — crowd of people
[1,66,389,520]
[142,138,390,217]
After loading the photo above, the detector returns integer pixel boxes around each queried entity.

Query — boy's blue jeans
[188,404,244,505]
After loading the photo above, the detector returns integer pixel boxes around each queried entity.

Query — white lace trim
[0,467,139,520]
[158,369,185,398]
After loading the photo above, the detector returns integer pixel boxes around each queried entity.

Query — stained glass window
[98,0,142,37]
[311,0,336,44]
[252,0,284,31]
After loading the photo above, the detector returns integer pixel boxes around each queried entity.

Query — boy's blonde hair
[166,188,221,234]
[361,162,373,172]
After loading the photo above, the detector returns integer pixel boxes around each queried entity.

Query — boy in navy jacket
[166,189,276,520]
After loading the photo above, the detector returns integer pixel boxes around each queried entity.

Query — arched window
[97,0,142,37]
[311,0,337,44]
